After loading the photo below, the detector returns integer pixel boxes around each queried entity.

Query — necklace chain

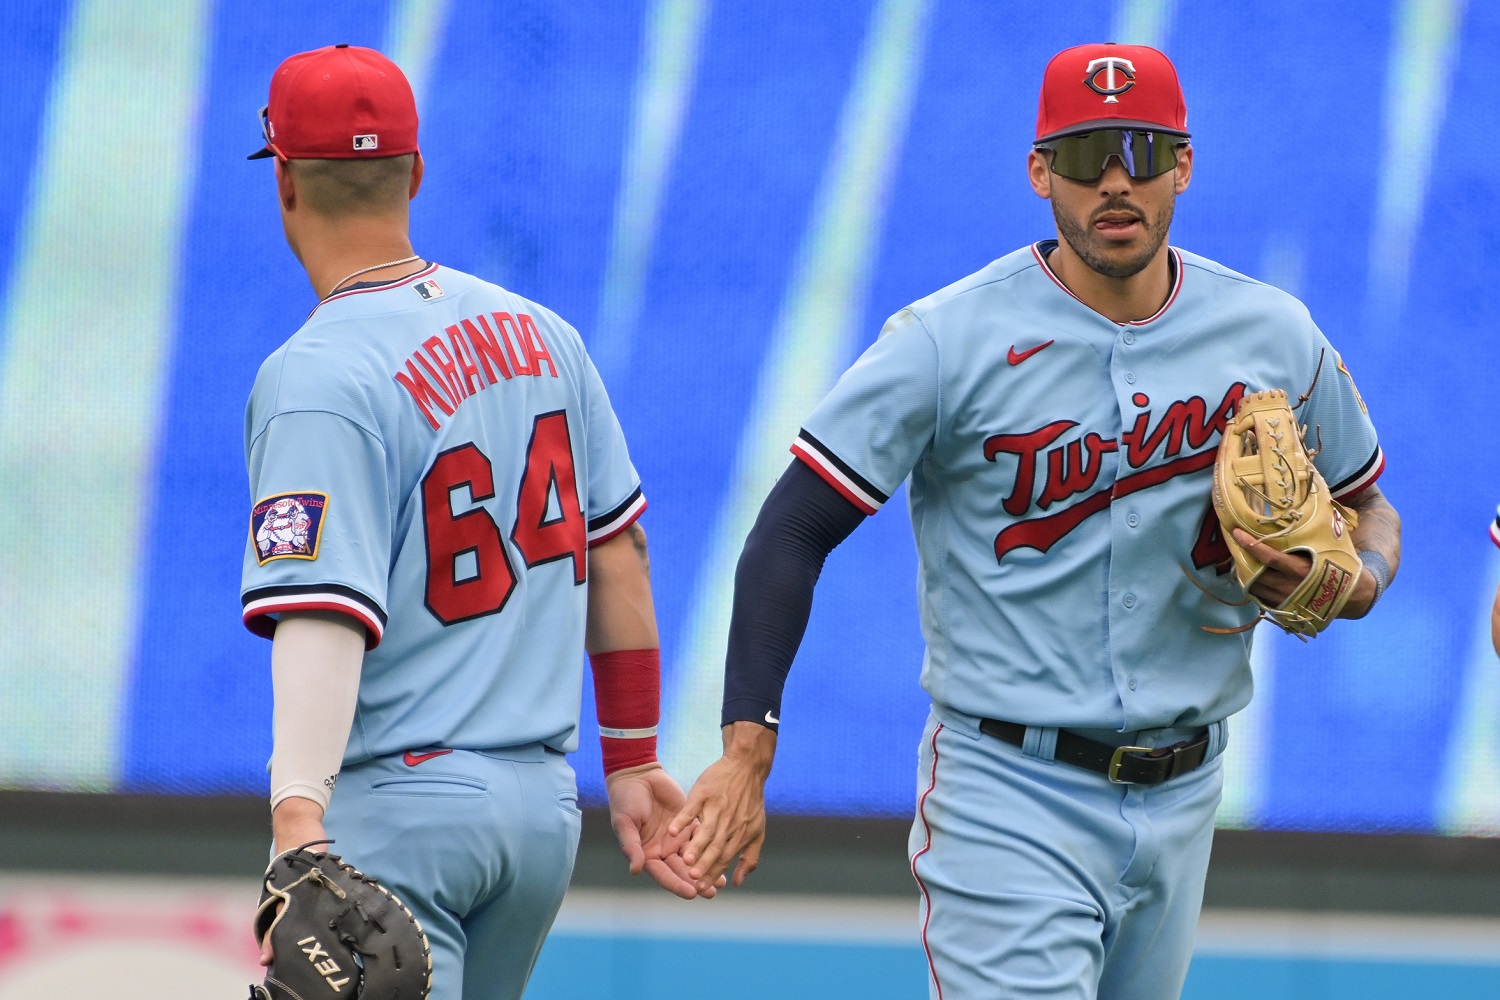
[328,254,422,296]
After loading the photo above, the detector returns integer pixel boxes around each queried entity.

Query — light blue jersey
[793,242,1381,733]
[240,263,645,763]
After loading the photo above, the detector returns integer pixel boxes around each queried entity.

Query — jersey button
[1123,593,1137,609]
[1128,677,1138,690]
[1124,371,1137,384]
[1123,332,1136,346]
[1126,513,1140,527]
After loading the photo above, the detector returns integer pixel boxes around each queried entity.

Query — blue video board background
[0,0,1496,835]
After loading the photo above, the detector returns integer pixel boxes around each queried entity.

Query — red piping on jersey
[1030,243,1184,326]
[910,723,945,1000]
[790,443,880,515]
[243,600,383,650]
[587,496,648,548]
[307,261,441,319]
[1331,447,1384,503]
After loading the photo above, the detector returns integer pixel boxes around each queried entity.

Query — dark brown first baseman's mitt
[250,841,432,1000]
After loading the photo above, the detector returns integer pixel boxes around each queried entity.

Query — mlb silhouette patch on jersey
[251,492,328,564]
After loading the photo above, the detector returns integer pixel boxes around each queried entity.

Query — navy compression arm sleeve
[721,459,868,730]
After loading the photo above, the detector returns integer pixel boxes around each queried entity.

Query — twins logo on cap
[1084,56,1136,103]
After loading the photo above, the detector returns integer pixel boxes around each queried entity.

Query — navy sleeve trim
[587,486,647,545]
[790,430,890,515]
[721,459,867,731]
[242,583,388,650]
[1329,445,1384,501]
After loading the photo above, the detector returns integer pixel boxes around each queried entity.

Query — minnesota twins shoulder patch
[251,492,328,564]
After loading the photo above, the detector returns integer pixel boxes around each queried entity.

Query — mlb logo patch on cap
[414,279,444,301]
[251,492,328,564]
[353,134,378,151]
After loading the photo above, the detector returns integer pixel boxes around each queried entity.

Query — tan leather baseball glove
[1209,388,1361,638]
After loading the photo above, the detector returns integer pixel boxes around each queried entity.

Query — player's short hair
[289,153,415,218]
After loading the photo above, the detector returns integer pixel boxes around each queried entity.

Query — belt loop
[1206,719,1228,761]
[1021,725,1059,762]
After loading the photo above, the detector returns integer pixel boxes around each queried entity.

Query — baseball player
[673,43,1402,998]
[240,45,713,1000]
[1491,505,1499,656]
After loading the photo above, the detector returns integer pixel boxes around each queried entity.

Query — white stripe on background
[591,0,711,380]
[1113,0,1177,48]
[1434,546,1500,834]
[1214,624,1276,829]
[1196,908,1500,964]
[0,0,212,789]
[1366,0,1465,323]
[662,0,932,785]
[553,888,916,945]
[385,0,452,117]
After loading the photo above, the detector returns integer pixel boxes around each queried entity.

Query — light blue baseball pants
[321,744,582,1000]
[908,706,1226,999]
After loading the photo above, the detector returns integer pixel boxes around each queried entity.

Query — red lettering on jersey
[395,359,456,430]
[518,313,558,378]
[1121,383,1245,468]
[1037,433,1119,510]
[984,383,1248,563]
[983,420,1075,516]
[994,449,1220,562]
[424,336,467,401]
[465,315,512,384]
[446,324,485,396]
[491,312,535,377]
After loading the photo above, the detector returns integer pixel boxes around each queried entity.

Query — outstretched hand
[606,763,724,899]
[668,722,777,888]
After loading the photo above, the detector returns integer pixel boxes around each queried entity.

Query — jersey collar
[307,260,439,319]
[1031,241,1183,327]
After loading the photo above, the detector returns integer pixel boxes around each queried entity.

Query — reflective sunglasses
[1034,129,1186,183]
[253,104,286,161]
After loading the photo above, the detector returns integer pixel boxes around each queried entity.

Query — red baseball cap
[1035,43,1188,143]
[249,44,418,161]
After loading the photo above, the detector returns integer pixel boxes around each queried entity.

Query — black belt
[978,718,1210,785]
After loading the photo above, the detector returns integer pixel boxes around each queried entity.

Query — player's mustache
[1089,200,1146,224]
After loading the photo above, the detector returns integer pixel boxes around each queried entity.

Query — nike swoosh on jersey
[1007,340,1055,365]
[403,749,454,766]
[764,710,780,725]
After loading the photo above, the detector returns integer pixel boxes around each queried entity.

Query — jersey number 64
[420,410,586,624]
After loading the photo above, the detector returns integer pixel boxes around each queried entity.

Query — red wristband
[589,648,660,775]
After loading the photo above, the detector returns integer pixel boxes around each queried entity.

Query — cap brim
[1036,119,1191,144]
[247,145,276,160]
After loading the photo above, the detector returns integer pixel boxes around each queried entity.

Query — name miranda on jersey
[393,311,559,429]
[983,382,1247,562]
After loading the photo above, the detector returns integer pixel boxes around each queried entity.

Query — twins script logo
[1084,56,1137,103]
[983,382,1246,562]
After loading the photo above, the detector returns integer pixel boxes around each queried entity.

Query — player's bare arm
[1231,484,1401,618]
[1491,582,1500,657]
[588,523,720,900]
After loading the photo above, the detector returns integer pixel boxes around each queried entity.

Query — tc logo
[1084,57,1136,103]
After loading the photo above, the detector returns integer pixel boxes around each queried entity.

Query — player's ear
[409,152,424,201]
[274,157,297,213]
[1173,143,1193,195]
[1027,149,1052,199]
